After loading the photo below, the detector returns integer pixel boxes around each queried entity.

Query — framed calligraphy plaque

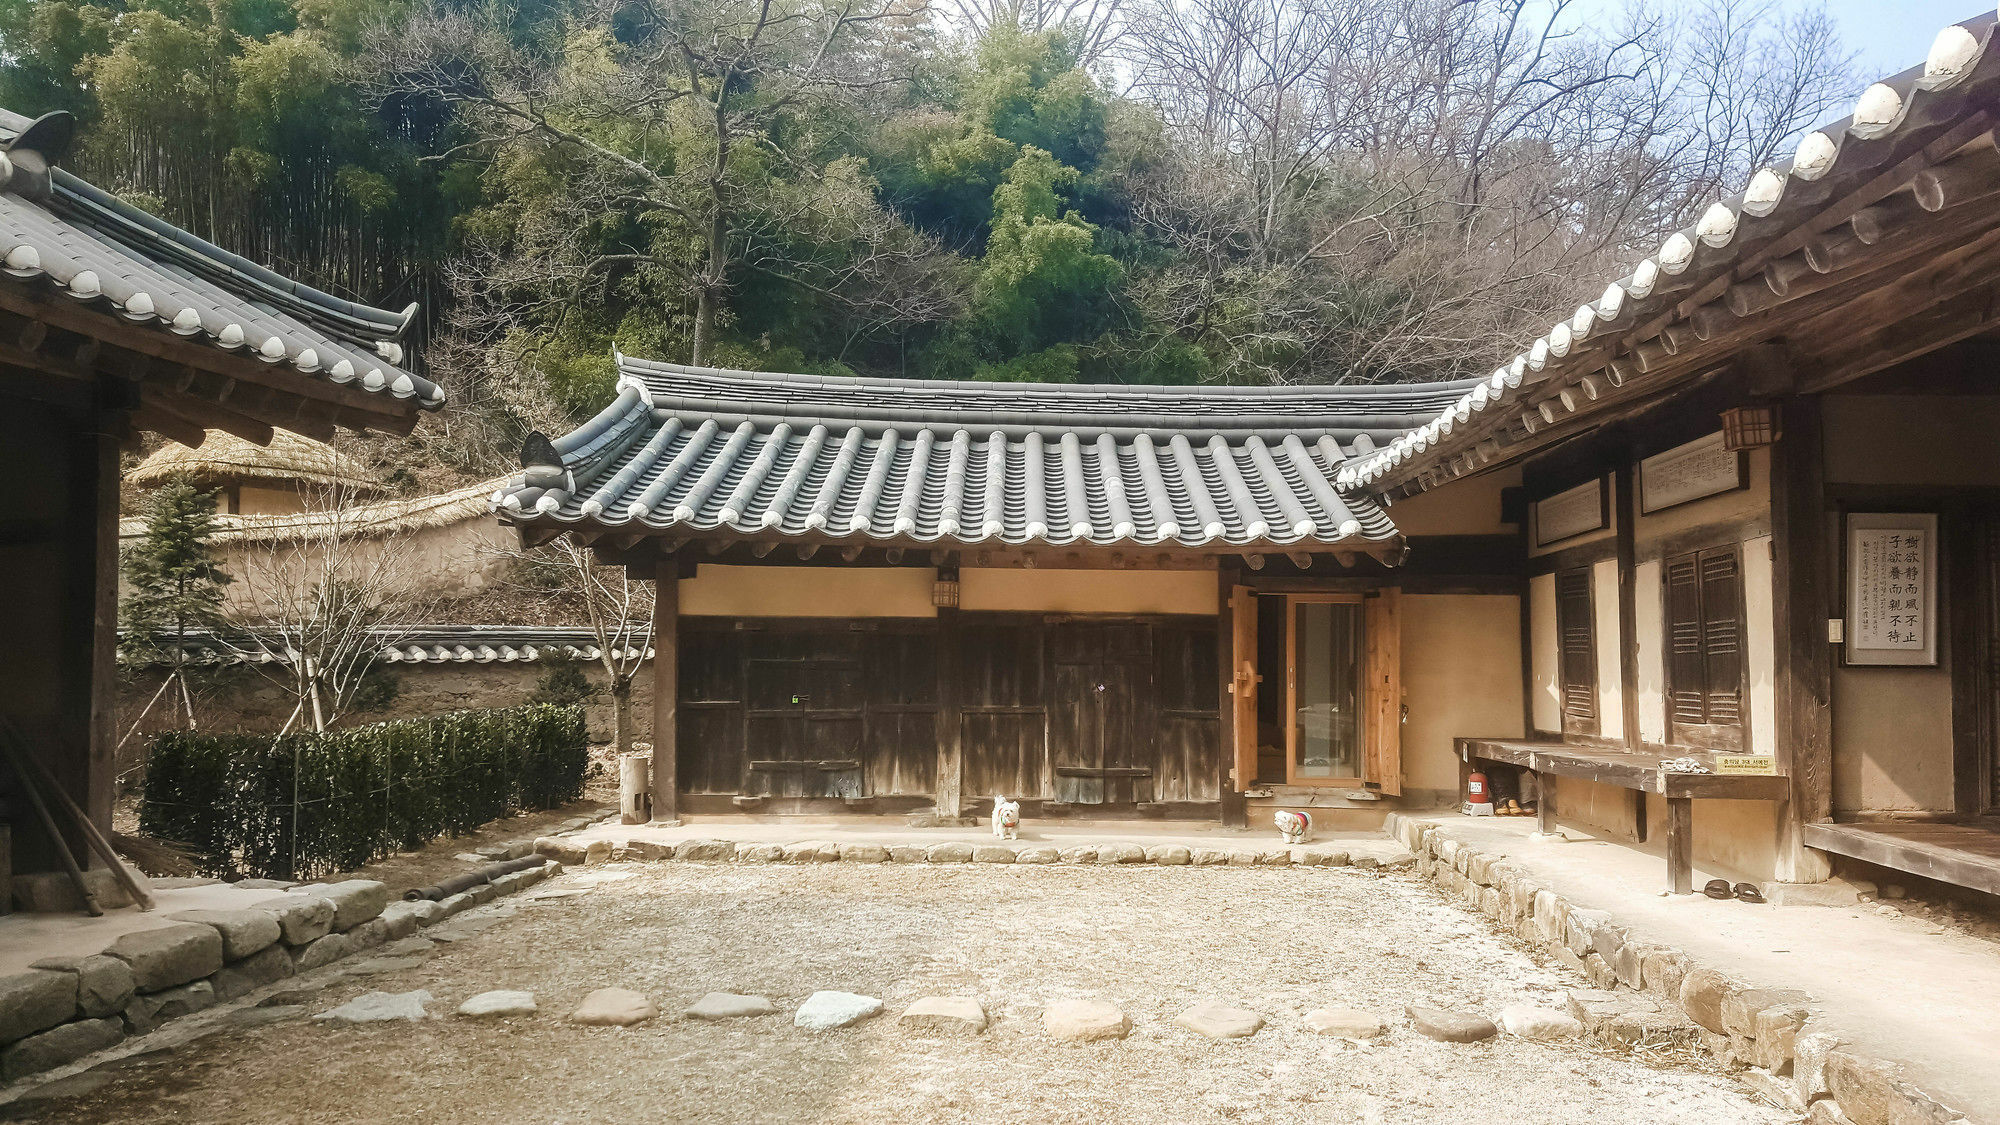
[1533,477,1608,547]
[1639,432,1745,514]
[1844,512,1937,666]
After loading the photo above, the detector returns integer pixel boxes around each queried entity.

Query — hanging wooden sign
[1639,432,1745,514]
[1533,477,1607,547]
[1845,512,1937,666]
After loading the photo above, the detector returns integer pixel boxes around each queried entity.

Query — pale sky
[1568,0,1984,78]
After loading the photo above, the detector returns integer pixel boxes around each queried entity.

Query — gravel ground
[8,862,1789,1125]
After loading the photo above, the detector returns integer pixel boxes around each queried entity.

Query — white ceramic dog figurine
[991,795,1021,840]
[1274,810,1312,844]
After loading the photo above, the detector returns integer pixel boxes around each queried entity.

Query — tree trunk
[691,205,727,366]
[610,677,634,758]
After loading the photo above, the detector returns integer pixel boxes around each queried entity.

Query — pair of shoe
[1702,878,1764,903]
[1495,799,1533,816]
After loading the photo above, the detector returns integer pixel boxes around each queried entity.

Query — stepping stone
[314,990,433,1024]
[571,988,658,1026]
[458,990,538,1018]
[899,996,987,1035]
[1174,1001,1264,1040]
[686,992,777,1020]
[1406,1005,1497,1043]
[1498,1004,1582,1041]
[1043,999,1130,1042]
[427,913,511,943]
[1303,1007,1387,1040]
[377,937,437,958]
[794,991,883,1031]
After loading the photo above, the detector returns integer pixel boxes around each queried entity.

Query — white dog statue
[1274,810,1312,844]
[991,795,1021,840]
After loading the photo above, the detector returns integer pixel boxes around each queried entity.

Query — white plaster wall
[1529,572,1560,734]
[1743,534,1777,759]
[1633,559,1667,744]
[1592,558,1623,737]
[1401,594,1525,796]
[960,568,1215,615]
[680,566,938,617]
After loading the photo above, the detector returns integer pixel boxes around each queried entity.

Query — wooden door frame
[1282,592,1368,788]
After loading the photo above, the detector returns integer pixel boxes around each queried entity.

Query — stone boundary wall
[0,854,561,1084]
[534,835,1418,869]
[1384,813,1969,1125]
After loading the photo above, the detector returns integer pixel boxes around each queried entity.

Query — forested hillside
[2,0,1855,481]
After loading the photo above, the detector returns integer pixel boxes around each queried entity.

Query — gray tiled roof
[121,626,643,668]
[495,357,1483,552]
[1341,13,2000,496]
[0,109,443,412]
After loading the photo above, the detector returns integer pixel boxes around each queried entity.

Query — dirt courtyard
[7,862,1787,1125]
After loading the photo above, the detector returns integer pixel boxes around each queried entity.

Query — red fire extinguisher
[1466,770,1492,807]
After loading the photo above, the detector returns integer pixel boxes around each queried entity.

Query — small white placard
[1845,513,1936,666]
[1640,432,1742,514]
[1533,478,1606,546]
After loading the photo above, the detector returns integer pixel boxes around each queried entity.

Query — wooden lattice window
[1555,568,1597,735]
[1663,547,1744,749]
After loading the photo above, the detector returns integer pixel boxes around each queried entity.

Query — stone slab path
[5,863,1792,1124]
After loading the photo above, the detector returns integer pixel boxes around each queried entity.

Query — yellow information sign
[1715,755,1777,776]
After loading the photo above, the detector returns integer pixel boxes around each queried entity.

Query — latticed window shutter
[1662,547,1744,744]
[1555,569,1596,732]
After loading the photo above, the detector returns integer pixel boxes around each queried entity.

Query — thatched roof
[129,430,387,495]
[118,477,506,545]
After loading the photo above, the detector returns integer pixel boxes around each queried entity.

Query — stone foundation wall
[0,853,566,1085]
[1386,814,1967,1125]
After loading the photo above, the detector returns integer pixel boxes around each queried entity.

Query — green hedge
[140,704,587,880]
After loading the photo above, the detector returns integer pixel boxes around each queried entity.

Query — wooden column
[1665,796,1694,894]
[1217,564,1247,827]
[84,410,121,851]
[935,604,963,819]
[1770,396,1834,882]
[650,558,680,824]
[1613,461,1646,842]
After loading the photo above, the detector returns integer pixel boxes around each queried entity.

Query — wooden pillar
[1614,462,1647,844]
[84,410,121,851]
[1770,396,1834,883]
[935,605,962,819]
[1665,796,1694,894]
[650,558,680,824]
[1217,564,1247,827]
[1536,772,1555,836]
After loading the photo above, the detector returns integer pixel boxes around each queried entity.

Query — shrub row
[140,704,587,879]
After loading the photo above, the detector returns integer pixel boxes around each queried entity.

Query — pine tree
[121,476,232,730]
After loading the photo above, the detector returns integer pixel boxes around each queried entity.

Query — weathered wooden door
[1050,622,1154,805]
[743,656,865,798]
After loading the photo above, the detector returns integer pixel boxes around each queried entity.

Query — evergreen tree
[121,476,232,730]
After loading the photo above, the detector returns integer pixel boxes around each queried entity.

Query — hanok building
[128,428,390,515]
[502,12,2000,898]
[0,108,442,906]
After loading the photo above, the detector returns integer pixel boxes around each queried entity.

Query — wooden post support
[1665,796,1694,894]
[1536,773,1555,836]
[1613,459,1646,845]
[650,560,679,824]
[1217,564,1247,828]
[1770,395,1834,883]
[935,606,963,819]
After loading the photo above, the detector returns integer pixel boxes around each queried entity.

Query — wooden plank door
[744,656,864,798]
[1230,585,1259,792]
[1049,622,1154,805]
[1364,587,1403,795]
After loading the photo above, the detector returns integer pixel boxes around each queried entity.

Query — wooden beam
[650,561,679,824]
[140,385,274,447]
[1770,395,1833,884]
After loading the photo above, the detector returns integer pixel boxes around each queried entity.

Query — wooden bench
[1455,738,1790,894]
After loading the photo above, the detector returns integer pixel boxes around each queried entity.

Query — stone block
[1824,1050,1959,1125]
[0,1017,123,1082]
[1751,1003,1810,1070]
[1043,999,1129,1041]
[1566,988,1700,1051]
[738,843,784,863]
[1096,844,1146,864]
[536,837,586,864]
[900,996,987,1035]
[1609,940,1650,991]
[1173,1001,1264,1039]
[253,894,336,946]
[1479,886,1502,918]
[794,991,882,1031]
[1148,845,1193,865]
[376,901,428,941]
[887,846,927,863]
[210,944,295,1002]
[170,909,283,961]
[346,917,392,952]
[973,845,1017,864]
[1582,952,1617,990]
[28,956,131,1020]
[1465,852,1495,885]
[840,844,889,863]
[1739,1066,1807,1114]
[1406,1006,1496,1043]
[436,891,475,918]
[150,980,216,1020]
[626,841,673,861]
[1189,847,1230,865]
[293,932,355,972]
[402,899,444,927]
[1564,908,1612,957]
[1720,988,1810,1039]
[1792,1029,1842,1104]
[1015,846,1060,864]
[1532,890,1567,944]
[927,842,973,863]
[304,881,390,932]
[1303,1007,1386,1039]
[1678,967,1738,1034]
[106,924,224,992]
[1641,947,1689,1002]
[780,841,825,863]
[0,970,78,1044]
[675,839,734,862]
[1759,880,1862,908]
[465,883,497,905]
